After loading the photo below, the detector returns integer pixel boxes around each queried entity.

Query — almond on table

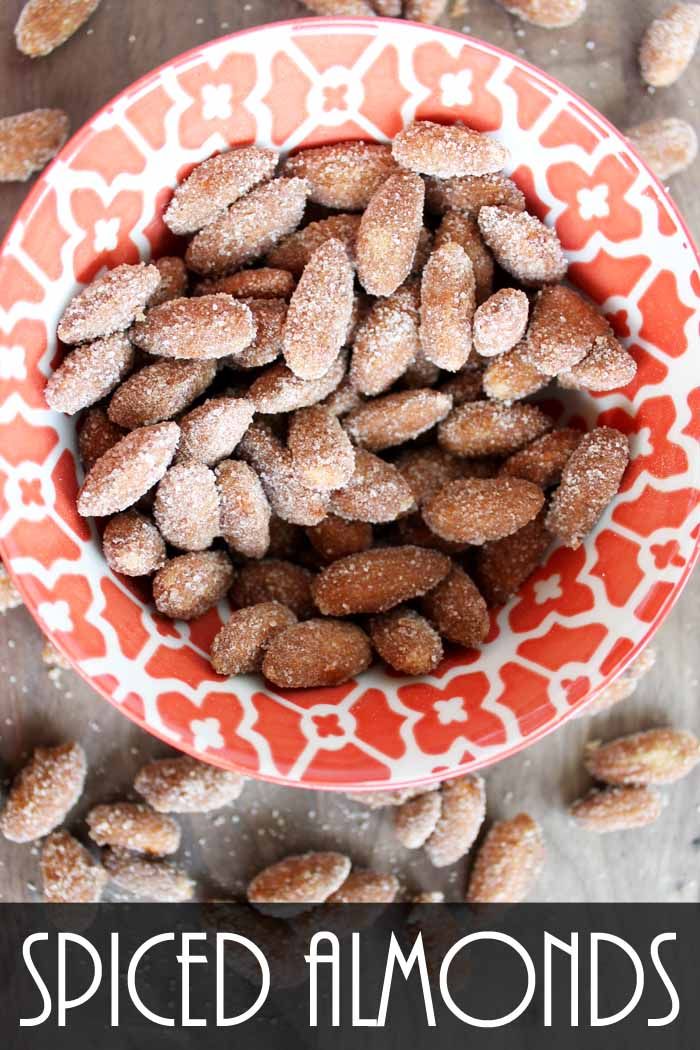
[420,243,476,371]
[283,239,354,380]
[0,108,69,181]
[546,427,629,548]
[395,791,442,849]
[248,851,352,904]
[433,211,494,303]
[102,510,166,577]
[15,0,101,56]
[231,559,315,619]
[282,141,398,210]
[425,172,526,217]
[421,563,490,647]
[500,428,582,488]
[196,267,295,301]
[356,172,425,297]
[495,0,586,28]
[211,602,298,675]
[345,389,453,450]
[350,281,420,396]
[58,262,160,344]
[370,608,444,675]
[108,359,217,429]
[0,743,86,843]
[164,147,277,234]
[45,332,134,415]
[154,462,220,551]
[306,516,373,562]
[482,342,548,401]
[329,448,415,523]
[639,2,700,87]
[131,294,254,360]
[626,117,698,180]
[216,459,271,560]
[87,801,180,855]
[570,786,662,832]
[288,405,356,492]
[153,550,234,620]
[267,213,361,276]
[178,396,254,465]
[475,512,551,606]
[41,830,108,903]
[77,422,180,517]
[423,476,544,545]
[438,400,551,457]
[263,619,372,687]
[425,774,486,867]
[466,813,545,903]
[135,755,244,813]
[104,849,195,902]
[393,120,508,178]
[478,206,567,286]
[473,288,529,357]
[312,546,451,616]
[584,728,700,785]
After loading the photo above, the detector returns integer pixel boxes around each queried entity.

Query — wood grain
[1,0,698,903]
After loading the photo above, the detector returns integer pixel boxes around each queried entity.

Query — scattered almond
[263,618,372,686]
[135,755,245,813]
[570,785,662,832]
[584,728,700,785]
[575,648,657,718]
[639,2,700,87]
[15,0,101,57]
[467,813,545,903]
[327,870,400,904]
[495,0,586,28]
[0,743,86,843]
[104,848,194,901]
[403,0,448,23]
[87,802,180,855]
[248,851,351,904]
[425,774,486,867]
[627,117,698,180]
[0,108,69,181]
[395,791,442,849]
[41,830,107,903]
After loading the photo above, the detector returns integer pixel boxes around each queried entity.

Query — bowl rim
[1,15,698,792]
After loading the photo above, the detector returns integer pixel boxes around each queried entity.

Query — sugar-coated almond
[403,0,448,23]
[423,476,544,544]
[557,333,637,391]
[108,359,216,429]
[178,396,254,465]
[196,267,295,300]
[78,407,125,471]
[357,172,425,297]
[546,427,629,547]
[482,342,548,401]
[282,141,398,210]
[396,446,464,507]
[186,177,309,275]
[495,0,585,27]
[58,262,160,344]
[395,791,442,849]
[421,564,490,647]
[135,755,244,813]
[371,608,444,676]
[478,206,567,285]
[425,774,486,867]
[283,239,354,380]
[15,0,101,57]
[475,512,551,605]
[153,550,234,620]
[584,728,700,785]
[438,366,484,406]
[420,243,476,371]
[263,619,372,688]
[438,401,551,457]
[232,298,287,368]
[149,256,188,306]
[41,830,107,903]
[46,332,134,414]
[327,870,400,904]
[165,147,277,235]
[102,510,166,576]
[231,559,315,619]
[154,462,220,551]
[216,459,271,559]
[87,801,180,855]
[473,288,529,357]
[526,285,609,376]
[627,117,698,180]
[501,428,582,488]
[131,294,254,360]
[267,213,361,276]
[238,422,329,525]
[307,515,373,562]
[640,3,700,87]
[312,546,451,615]
[467,813,545,903]
[329,449,415,523]
[575,649,656,718]
[345,389,453,451]
[211,602,298,675]
[248,851,352,903]
[77,421,179,517]
[288,406,356,491]
[0,108,69,181]
[393,120,508,178]
[426,173,526,216]
[570,786,662,832]
[104,849,194,901]
[350,281,420,396]
[433,211,494,303]
[0,743,86,843]
[249,354,346,413]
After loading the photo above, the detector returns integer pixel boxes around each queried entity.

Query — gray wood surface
[1,0,698,903]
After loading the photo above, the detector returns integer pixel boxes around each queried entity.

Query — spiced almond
[263,620,372,688]
[312,546,451,615]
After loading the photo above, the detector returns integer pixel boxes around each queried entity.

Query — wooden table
[1,0,698,904]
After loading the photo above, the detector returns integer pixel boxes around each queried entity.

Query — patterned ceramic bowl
[1,17,698,791]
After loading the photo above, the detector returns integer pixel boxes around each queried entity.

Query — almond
[238,421,329,526]
[570,786,662,832]
[263,618,372,687]
[77,421,179,517]
[495,0,586,28]
[78,407,124,470]
[640,3,700,87]
[466,813,545,903]
[584,728,700,785]
[283,239,354,380]
[482,342,548,401]
[438,401,551,457]
[329,449,415,523]
[473,288,529,357]
[350,280,420,396]
[178,396,254,465]
[312,545,451,615]
[149,256,188,306]
[186,177,309,275]
[557,333,637,392]
[131,294,254,360]
[345,389,453,450]
[15,0,101,57]
[230,559,315,619]
[0,108,69,181]
[475,512,551,605]
[102,510,166,576]
[546,427,629,547]
[87,802,180,855]
[425,173,526,216]
[249,355,346,414]
[41,830,107,903]
[164,146,277,235]
[395,790,442,849]
[154,462,220,551]
[432,211,494,303]
[306,515,373,562]
[419,243,476,371]
[424,477,544,545]
[233,297,287,368]
[196,267,295,301]
[370,608,444,675]
[421,564,490,647]
[288,405,356,491]
[327,870,400,904]
[108,359,217,429]
[267,213,360,276]
[357,172,425,297]
[627,117,698,180]
[478,206,567,286]
[46,332,134,414]
[425,774,486,867]
[103,849,194,901]
[216,459,271,560]
[134,755,245,813]
[575,649,656,718]
[153,550,234,620]
[393,120,508,178]
[248,851,352,904]
[282,141,398,210]
[500,428,582,488]
[211,602,298,675]
[58,262,160,344]
[0,742,86,843]
[526,285,610,376]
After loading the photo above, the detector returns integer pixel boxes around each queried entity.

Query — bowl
[1,16,698,791]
